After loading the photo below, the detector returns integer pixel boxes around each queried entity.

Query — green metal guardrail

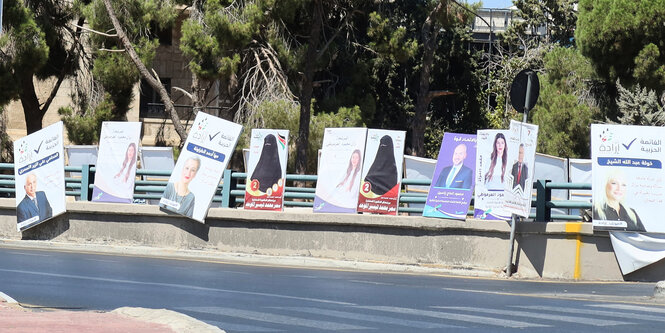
[0,163,590,220]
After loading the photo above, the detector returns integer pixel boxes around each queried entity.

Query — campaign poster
[503,120,539,218]
[91,122,141,203]
[13,122,66,232]
[159,112,242,223]
[423,133,477,220]
[357,129,406,215]
[473,129,511,220]
[591,124,665,232]
[313,128,368,213]
[244,129,289,211]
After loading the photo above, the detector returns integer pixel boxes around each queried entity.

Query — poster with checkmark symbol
[13,122,66,232]
[159,112,243,223]
[591,124,665,275]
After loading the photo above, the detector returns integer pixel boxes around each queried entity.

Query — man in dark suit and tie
[434,143,473,189]
[511,144,528,191]
[17,173,52,224]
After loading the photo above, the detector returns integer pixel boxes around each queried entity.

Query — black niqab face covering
[250,134,283,192]
[363,135,398,195]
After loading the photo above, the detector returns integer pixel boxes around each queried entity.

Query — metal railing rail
[0,163,591,220]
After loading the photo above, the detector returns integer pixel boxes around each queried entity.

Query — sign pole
[0,0,4,35]
[506,72,534,277]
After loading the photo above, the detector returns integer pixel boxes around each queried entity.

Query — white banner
[14,122,66,232]
[160,113,242,223]
[314,128,368,214]
[591,124,664,232]
[92,122,141,203]
[474,129,510,220]
[610,231,665,275]
[503,120,539,217]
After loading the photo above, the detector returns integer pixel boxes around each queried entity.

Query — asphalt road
[1,245,664,332]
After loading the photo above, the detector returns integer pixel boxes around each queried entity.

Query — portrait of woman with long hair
[114,143,138,183]
[593,169,645,232]
[336,149,362,192]
[484,133,508,190]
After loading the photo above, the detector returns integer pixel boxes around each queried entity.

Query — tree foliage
[0,0,82,133]
[615,80,665,126]
[576,0,665,93]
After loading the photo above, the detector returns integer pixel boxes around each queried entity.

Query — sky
[469,0,515,9]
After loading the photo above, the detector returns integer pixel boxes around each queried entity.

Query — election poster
[159,112,243,223]
[591,124,665,232]
[91,122,141,203]
[357,129,406,215]
[313,128,367,214]
[244,129,289,211]
[473,129,511,220]
[503,120,539,218]
[423,133,476,220]
[13,122,66,232]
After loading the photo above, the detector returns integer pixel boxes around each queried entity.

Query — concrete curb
[0,239,500,278]
[112,307,225,333]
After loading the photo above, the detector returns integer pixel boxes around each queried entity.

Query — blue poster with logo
[423,133,477,220]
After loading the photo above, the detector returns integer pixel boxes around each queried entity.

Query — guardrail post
[221,169,232,208]
[80,164,92,201]
[535,179,551,222]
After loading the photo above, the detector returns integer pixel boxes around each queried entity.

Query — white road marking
[201,320,283,332]
[0,268,355,306]
[8,251,50,257]
[515,305,665,322]
[355,305,548,328]
[277,306,461,329]
[437,306,633,326]
[589,303,665,314]
[179,307,369,330]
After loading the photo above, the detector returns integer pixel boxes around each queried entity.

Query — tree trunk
[101,0,188,145]
[412,2,444,157]
[18,73,45,134]
[295,0,323,175]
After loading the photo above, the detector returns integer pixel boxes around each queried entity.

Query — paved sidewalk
[0,300,224,333]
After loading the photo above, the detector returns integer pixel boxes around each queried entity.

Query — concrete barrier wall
[0,198,635,281]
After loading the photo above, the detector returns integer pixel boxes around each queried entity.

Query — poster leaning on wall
[591,124,665,232]
[13,122,67,232]
[159,112,243,223]
[92,121,141,203]
[244,129,289,211]
[313,127,368,214]
[357,129,406,215]
[423,133,477,220]
[473,129,511,220]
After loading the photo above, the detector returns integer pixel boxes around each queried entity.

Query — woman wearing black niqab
[250,134,283,192]
[363,135,398,195]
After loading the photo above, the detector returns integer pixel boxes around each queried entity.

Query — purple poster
[423,133,477,219]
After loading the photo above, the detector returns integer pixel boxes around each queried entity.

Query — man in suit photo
[17,173,53,224]
[511,144,529,191]
[434,143,473,189]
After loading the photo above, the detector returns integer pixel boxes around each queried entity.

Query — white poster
[473,129,511,220]
[591,124,664,232]
[357,129,406,215]
[313,128,368,214]
[503,120,539,217]
[244,129,289,211]
[92,122,141,203]
[159,113,243,223]
[14,122,66,232]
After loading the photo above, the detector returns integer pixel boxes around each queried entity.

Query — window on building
[139,78,171,118]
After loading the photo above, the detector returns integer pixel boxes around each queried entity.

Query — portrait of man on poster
[16,173,53,224]
[511,144,529,191]
[434,143,472,189]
